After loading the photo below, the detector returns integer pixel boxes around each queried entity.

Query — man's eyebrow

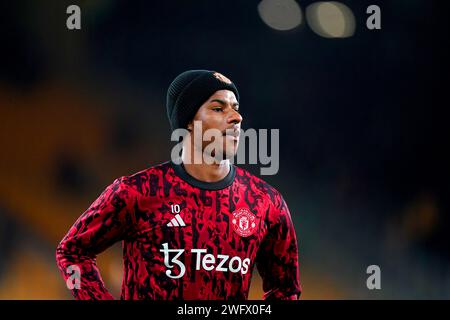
[210,99,239,107]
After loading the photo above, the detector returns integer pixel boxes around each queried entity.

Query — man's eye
[212,107,223,112]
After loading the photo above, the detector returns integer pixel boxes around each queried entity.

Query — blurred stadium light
[306,1,355,38]
[257,0,303,31]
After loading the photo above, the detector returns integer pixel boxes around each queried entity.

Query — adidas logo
[167,214,186,227]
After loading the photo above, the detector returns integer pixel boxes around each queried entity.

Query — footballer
[56,70,302,300]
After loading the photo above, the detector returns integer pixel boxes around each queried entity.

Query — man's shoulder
[113,161,173,192]
[234,165,284,204]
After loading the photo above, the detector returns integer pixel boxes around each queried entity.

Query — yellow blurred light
[258,0,303,31]
[306,1,355,38]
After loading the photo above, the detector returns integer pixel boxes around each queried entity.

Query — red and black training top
[56,161,301,300]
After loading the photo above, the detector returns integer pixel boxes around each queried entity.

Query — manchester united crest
[231,208,257,237]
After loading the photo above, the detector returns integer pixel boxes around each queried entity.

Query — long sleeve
[255,195,301,300]
[56,177,136,300]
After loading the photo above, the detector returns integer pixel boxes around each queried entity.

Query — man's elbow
[55,240,66,270]
[55,237,75,272]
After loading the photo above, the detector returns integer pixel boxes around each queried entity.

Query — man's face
[187,90,242,161]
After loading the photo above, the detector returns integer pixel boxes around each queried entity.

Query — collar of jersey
[170,160,236,190]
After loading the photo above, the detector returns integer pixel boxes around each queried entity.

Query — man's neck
[182,160,230,183]
[181,148,231,182]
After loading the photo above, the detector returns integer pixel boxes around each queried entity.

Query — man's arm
[255,194,302,300]
[56,177,136,300]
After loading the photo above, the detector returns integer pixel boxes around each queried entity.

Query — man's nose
[228,109,243,124]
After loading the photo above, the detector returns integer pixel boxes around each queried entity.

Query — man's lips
[222,128,240,138]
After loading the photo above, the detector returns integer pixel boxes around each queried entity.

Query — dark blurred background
[0,0,449,299]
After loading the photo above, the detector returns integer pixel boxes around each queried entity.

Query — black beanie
[166,70,240,132]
